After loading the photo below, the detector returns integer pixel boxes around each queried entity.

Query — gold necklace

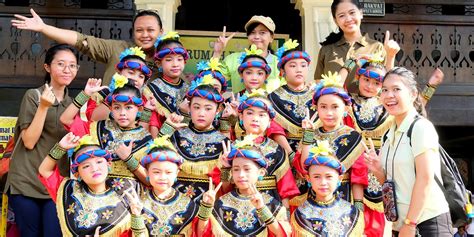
[152,188,176,203]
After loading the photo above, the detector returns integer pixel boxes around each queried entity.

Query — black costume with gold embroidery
[290,189,364,237]
[57,179,130,236]
[139,187,198,236]
[90,120,152,194]
[268,85,316,151]
[210,190,290,236]
[169,126,229,200]
[349,94,393,213]
[144,78,189,117]
[313,125,364,202]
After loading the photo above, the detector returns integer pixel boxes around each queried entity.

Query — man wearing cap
[212,15,282,93]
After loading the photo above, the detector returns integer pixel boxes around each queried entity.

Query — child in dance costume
[38,134,141,236]
[291,140,364,236]
[198,137,291,236]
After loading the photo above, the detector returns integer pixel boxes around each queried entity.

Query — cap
[244,15,275,33]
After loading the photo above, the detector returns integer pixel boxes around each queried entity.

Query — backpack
[407,116,473,227]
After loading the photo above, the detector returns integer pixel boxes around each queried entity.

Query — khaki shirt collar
[335,33,369,47]
[387,108,419,144]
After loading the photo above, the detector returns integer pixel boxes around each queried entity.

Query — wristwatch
[404,218,417,227]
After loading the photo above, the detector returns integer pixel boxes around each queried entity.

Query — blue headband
[238,60,272,75]
[154,47,189,61]
[304,155,345,175]
[141,150,184,167]
[196,70,228,92]
[238,98,276,119]
[105,94,144,107]
[356,68,384,82]
[71,149,112,174]
[115,61,152,79]
[228,147,268,169]
[312,86,352,106]
[186,89,224,103]
[277,51,311,69]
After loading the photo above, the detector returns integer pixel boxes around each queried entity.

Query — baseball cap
[244,15,276,33]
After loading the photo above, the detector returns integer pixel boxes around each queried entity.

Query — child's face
[240,105,270,136]
[120,60,147,89]
[307,165,340,199]
[189,97,219,130]
[317,94,346,131]
[358,67,384,97]
[110,92,140,129]
[147,160,179,193]
[77,156,109,186]
[231,157,264,191]
[283,58,309,86]
[158,54,185,79]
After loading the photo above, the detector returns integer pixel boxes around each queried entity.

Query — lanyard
[384,131,404,180]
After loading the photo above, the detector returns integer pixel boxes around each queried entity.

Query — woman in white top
[365,67,452,236]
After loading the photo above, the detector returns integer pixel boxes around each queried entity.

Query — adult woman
[365,67,452,236]
[4,44,78,236]
[12,9,163,84]
[314,0,393,93]
[213,15,282,93]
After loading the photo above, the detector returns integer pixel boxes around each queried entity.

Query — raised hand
[144,95,157,111]
[58,132,80,150]
[428,68,444,87]
[362,138,382,173]
[249,184,265,209]
[178,98,190,114]
[219,140,232,168]
[213,26,236,57]
[11,9,45,32]
[165,113,188,129]
[202,177,222,205]
[40,84,56,108]
[221,102,237,119]
[123,189,143,216]
[301,108,317,130]
[384,30,400,58]
[84,78,108,96]
[115,141,133,161]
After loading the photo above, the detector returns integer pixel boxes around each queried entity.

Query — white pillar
[295,0,336,78]
[134,0,181,31]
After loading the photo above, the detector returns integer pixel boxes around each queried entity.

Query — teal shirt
[221,51,283,93]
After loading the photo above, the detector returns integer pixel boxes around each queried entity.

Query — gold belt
[256,175,277,190]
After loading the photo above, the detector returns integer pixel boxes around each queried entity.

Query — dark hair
[321,0,362,46]
[384,67,427,117]
[245,22,274,54]
[113,81,141,98]
[132,9,163,30]
[155,39,184,53]
[44,44,78,83]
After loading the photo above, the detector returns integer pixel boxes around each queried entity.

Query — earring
[136,111,142,120]
[337,180,341,188]
[109,112,114,120]
[239,120,244,128]
[258,175,263,181]
[77,177,82,182]
[174,178,178,182]
[107,167,112,173]
[240,78,244,83]
[343,111,348,117]
[158,67,163,72]
[307,182,312,188]
[146,176,150,182]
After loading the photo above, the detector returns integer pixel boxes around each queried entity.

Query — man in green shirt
[12,8,163,84]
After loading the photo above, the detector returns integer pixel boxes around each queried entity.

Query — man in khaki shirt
[12,9,163,84]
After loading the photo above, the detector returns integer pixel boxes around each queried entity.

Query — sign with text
[177,30,288,79]
[361,0,385,16]
[0,117,16,159]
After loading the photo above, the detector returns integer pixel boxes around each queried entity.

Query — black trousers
[393,212,453,237]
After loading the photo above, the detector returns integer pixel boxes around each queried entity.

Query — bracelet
[48,143,67,160]
[342,58,357,71]
[256,206,274,225]
[140,108,152,123]
[219,118,231,132]
[73,91,90,108]
[220,168,231,182]
[126,156,140,171]
[97,87,111,101]
[421,83,437,101]
[197,200,213,221]
[159,121,176,136]
[288,151,296,164]
[302,129,315,145]
[181,113,191,125]
[354,199,364,212]
[131,214,146,231]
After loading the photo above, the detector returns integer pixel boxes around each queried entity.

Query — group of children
[36,30,440,236]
